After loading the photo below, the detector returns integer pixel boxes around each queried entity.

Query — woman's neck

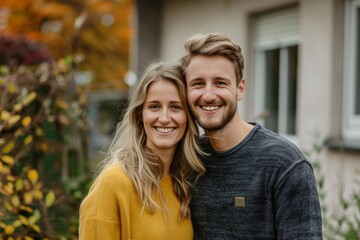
[150,147,175,177]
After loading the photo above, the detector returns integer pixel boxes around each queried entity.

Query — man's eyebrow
[188,77,204,82]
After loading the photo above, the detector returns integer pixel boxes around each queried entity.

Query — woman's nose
[158,109,171,124]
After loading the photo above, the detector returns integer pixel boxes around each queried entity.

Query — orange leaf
[27,169,39,184]
[22,116,32,127]
[5,225,14,235]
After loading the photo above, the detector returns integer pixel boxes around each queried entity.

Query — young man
[180,33,322,239]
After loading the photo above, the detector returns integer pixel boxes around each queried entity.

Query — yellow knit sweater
[79,164,193,240]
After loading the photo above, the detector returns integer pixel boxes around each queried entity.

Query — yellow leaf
[20,205,33,213]
[27,169,39,183]
[2,141,14,154]
[6,175,16,181]
[15,179,23,191]
[35,127,44,137]
[33,190,43,199]
[45,191,55,207]
[29,209,41,225]
[8,83,16,94]
[0,138,4,146]
[2,155,15,166]
[11,196,20,207]
[0,110,10,121]
[7,115,21,126]
[22,116,32,127]
[31,224,41,233]
[24,135,33,146]
[24,237,34,240]
[22,91,37,106]
[24,192,33,204]
[12,219,22,227]
[13,103,23,112]
[19,215,28,225]
[0,162,10,175]
[4,183,14,195]
[4,201,13,211]
[4,225,14,235]
[55,99,69,110]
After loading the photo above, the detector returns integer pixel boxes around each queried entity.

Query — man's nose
[202,85,216,102]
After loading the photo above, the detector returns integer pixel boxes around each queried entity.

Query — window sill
[325,137,360,152]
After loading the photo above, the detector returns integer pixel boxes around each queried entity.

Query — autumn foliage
[0,0,133,238]
[0,0,133,90]
[0,35,89,239]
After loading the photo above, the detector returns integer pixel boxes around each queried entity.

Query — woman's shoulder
[96,164,132,187]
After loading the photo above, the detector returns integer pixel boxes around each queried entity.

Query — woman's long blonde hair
[101,62,205,219]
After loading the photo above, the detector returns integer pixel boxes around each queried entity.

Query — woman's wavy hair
[180,32,244,85]
[101,62,205,219]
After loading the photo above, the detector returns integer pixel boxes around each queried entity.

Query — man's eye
[191,81,204,87]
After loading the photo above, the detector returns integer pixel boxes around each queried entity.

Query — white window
[343,0,360,140]
[253,5,300,138]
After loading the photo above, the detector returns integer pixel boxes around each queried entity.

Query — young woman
[79,62,205,240]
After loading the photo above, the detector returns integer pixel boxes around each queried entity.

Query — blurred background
[0,0,360,239]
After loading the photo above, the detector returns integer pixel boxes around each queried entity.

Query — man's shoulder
[250,124,311,168]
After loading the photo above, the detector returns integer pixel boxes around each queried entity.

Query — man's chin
[198,121,224,132]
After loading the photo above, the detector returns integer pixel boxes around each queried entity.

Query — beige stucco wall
[159,0,360,215]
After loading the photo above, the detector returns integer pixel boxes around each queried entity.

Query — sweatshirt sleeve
[79,166,131,240]
[274,160,322,239]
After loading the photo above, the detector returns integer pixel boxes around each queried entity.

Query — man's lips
[200,105,221,111]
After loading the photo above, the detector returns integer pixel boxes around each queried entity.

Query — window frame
[254,40,299,142]
[343,0,360,140]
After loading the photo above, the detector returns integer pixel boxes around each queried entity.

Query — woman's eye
[170,105,183,111]
[148,105,159,110]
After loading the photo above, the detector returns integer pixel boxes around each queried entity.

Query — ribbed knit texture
[191,123,322,239]
[79,164,193,240]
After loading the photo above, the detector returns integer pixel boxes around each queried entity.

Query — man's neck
[205,116,254,152]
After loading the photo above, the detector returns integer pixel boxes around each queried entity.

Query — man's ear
[237,79,245,101]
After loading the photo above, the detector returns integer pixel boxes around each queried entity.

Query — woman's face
[142,79,187,154]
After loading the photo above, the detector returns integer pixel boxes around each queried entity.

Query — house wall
[158,0,360,214]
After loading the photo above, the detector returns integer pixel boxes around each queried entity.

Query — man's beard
[197,102,237,132]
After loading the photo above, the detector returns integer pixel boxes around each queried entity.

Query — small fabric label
[235,196,245,208]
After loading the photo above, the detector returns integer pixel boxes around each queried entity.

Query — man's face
[185,55,244,132]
